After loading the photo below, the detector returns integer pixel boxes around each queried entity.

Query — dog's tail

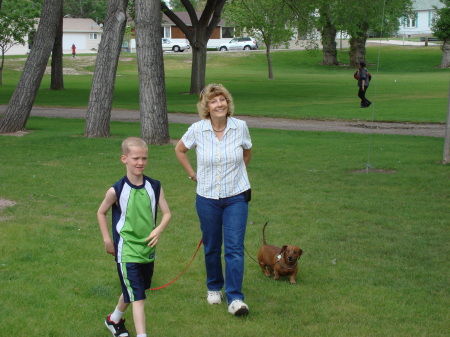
[262,221,269,245]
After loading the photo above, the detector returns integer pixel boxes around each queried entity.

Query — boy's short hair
[121,137,148,155]
[359,61,366,67]
[197,83,235,119]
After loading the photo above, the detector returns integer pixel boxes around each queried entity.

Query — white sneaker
[207,291,222,305]
[228,300,249,316]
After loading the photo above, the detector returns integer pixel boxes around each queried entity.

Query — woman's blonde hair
[121,137,147,155]
[197,83,235,119]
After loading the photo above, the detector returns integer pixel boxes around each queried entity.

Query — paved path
[0,105,445,137]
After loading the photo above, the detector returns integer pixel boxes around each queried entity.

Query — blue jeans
[196,193,248,304]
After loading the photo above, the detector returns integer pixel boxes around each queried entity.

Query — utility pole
[443,80,450,164]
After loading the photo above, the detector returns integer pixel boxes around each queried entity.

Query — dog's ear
[280,245,288,254]
[297,248,304,260]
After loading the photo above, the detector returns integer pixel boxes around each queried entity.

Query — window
[221,27,234,38]
[90,33,98,40]
[161,26,171,38]
[404,13,417,28]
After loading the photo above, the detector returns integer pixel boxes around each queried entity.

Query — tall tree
[0,0,62,133]
[50,1,64,90]
[161,0,227,94]
[224,0,295,79]
[136,0,169,144]
[0,0,39,85]
[431,0,450,68]
[287,0,341,65]
[338,0,412,66]
[318,1,339,65]
[84,0,129,138]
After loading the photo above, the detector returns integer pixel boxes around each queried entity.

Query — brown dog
[257,222,303,284]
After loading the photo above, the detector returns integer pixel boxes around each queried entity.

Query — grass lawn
[0,45,448,123]
[0,117,449,336]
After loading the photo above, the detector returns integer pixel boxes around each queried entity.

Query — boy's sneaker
[207,291,222,304]
[105,315,129,337]
[228,300,249,316]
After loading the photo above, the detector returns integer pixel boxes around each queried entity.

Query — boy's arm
[146,187,171,247]
[97,187,117,256]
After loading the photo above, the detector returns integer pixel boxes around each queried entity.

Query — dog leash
[244,245,260,264]
[150,239,203,291]
[244,245,281,267]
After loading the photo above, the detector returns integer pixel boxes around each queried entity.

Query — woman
[175,84,252,316]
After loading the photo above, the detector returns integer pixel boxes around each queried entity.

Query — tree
[317,1,339,65]
[0,0,63,133]
[50,2,64,90]
[84,0,129,138]
[161,0,227,94]
[338,0,412,66]
[136,0,170,145]
[432,0,450,68]
[224,0,295,79]
[0,0,39,85]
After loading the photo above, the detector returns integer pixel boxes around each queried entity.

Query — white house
[397,0,445,37]
[6,18,103,55]
[62,18,103,52]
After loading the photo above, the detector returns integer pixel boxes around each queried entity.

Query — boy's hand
[104,240,115,256]
[146,228,163,247]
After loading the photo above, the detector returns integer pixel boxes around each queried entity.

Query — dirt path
[0,105,446,137]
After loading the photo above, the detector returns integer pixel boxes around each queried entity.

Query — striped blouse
[181,117,252,199]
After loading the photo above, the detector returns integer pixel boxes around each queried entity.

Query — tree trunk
[84,0,128,138]
[135,0,169,145]
[441,39,450,68]
[266,45,274,80]
[0,0,62,133]
[50,6,64,90]
[349,31,367,67]
[319,6,338,66]
[190,32,208,94]
[161,0,227,95]
[0,53,4,86]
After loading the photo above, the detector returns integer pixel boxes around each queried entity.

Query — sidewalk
[0,105,445,137]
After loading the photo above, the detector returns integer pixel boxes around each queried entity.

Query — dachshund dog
[257,222,303,284]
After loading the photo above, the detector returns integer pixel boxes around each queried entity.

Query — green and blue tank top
[111,175,161,263]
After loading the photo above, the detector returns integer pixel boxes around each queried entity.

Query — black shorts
[117,262,154,303]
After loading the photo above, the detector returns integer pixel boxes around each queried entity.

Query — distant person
[98,137,172,337]
[175,83,252,316]
[356,61,371,108]
[71,44,76,57]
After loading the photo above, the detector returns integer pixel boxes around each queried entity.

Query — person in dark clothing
[357,62,371,108]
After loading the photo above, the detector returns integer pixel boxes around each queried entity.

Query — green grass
[0,117,449,336]
[0,45,448,123]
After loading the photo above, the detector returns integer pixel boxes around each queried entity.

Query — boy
[98,137,171,337]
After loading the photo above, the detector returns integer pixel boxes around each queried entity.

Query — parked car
[162,38,190,52]
[217,37,259,51]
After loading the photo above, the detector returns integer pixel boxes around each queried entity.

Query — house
[6,18,103,55]
[397,0,445,37]
[161,11,235,48]
[62,18,103,52]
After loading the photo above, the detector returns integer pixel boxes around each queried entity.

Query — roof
[162,11,227,26]
[412,0,445,10]
[63,18,103,33]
